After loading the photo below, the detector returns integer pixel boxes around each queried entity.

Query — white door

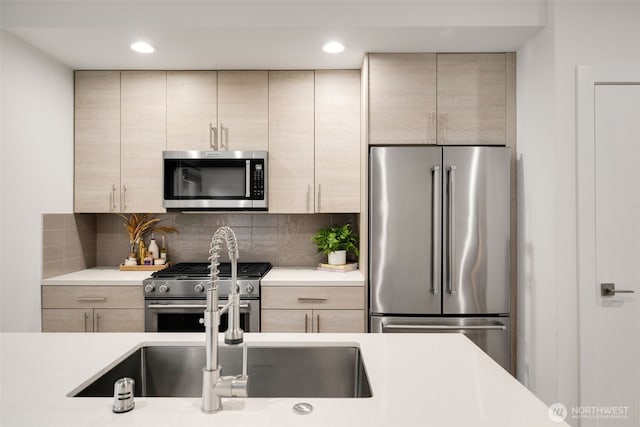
[578,79,639,427]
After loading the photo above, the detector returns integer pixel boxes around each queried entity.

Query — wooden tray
[316,262,358,272]
[119,263,170,271]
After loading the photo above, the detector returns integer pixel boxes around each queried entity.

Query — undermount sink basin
[70,343,372,398]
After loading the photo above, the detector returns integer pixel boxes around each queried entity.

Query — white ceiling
[1,0,546,70]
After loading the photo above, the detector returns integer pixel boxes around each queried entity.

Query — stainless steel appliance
[143,262,271,332]
[369,146,511,371]
[163,151,267,211]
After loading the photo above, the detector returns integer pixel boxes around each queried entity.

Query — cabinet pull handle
[211,124,219,151]
[304,313,308,333]
[220,123,228,150]
[317,184,321,212]
[76,297,106,302]
[95,313,101,332]
[297,297,327,302]
[122,185,127,211]
[83,312,89,332]
[110,185,117,211]
[209,122,215,150]
[429,111,436,144]
[316,313,320,333]
[306,185,311,212]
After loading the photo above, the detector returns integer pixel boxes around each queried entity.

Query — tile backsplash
[42,214,97,279]
[96,213,359,267]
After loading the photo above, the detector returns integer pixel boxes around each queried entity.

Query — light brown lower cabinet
[41,308,144,332]
[41,286,144,332]
[261,286,365,333]
[261,309,364,333]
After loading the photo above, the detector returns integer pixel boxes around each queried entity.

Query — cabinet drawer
[262,286,364,310]
[42,286,143,309]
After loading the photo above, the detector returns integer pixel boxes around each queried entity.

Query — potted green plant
[311,224,359,265]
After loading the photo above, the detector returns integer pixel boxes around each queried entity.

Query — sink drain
[292,402,313,415]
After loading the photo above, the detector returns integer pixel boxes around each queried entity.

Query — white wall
[0,30,74,332]
[516,2,558,402]
[516,0,640,422]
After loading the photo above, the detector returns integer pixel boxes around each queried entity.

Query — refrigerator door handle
[432,165,440,295]
[448,165,457,296]
[382,323,507,332]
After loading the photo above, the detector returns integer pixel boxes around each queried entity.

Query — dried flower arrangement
[117,213,178,256]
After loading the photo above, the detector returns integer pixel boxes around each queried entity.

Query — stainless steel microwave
[163,151,267,211]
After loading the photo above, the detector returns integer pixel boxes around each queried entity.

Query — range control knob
[158,284,170,294]
[245,284,255,294]
[194,283,205,293]
[144,284,155,293]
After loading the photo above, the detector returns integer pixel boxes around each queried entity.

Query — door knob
[601,282,635,297]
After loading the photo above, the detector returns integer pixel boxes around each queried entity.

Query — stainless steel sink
[70,344,372,398]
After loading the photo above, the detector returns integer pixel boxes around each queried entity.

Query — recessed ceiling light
[322,41,345,54]
[130,42,156,54]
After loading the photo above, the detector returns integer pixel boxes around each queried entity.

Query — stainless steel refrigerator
[369,146,511,371]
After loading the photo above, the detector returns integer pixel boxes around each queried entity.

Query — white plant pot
[327,250,347,265]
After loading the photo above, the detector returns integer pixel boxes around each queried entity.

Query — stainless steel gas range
[143,262,271,333]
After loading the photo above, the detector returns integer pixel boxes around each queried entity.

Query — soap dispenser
[148,235,159,260]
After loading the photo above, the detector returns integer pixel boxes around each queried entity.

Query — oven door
[145,299,260,333]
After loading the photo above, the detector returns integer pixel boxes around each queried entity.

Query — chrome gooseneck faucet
[202,226,249,413]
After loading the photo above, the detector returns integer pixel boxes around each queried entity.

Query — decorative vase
[327,250,347,265]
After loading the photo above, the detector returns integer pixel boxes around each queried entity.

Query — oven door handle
[147,304,250,309]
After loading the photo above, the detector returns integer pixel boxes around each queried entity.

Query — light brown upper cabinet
[75,71,166,213]
[120,71,167,213]
[166,71,217,151]
[166,71,268,151]
[74,71,121,213]
[436,54,506,145]
[218,71,269,151]
[268,70,315,213]
[315,70,361,213]
[368,53,511,146]
[368,53,437,145]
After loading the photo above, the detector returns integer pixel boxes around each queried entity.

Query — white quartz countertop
[41,267,365,287]
[0,332,565,427]
[262,267,364,286]
[41,267,150,286]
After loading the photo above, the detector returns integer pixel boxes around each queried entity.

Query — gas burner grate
[151,262,271,278]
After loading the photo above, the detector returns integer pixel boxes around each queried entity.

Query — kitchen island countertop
[0,332,565,427]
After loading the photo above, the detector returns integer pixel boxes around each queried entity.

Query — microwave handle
[245,160,251,198]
